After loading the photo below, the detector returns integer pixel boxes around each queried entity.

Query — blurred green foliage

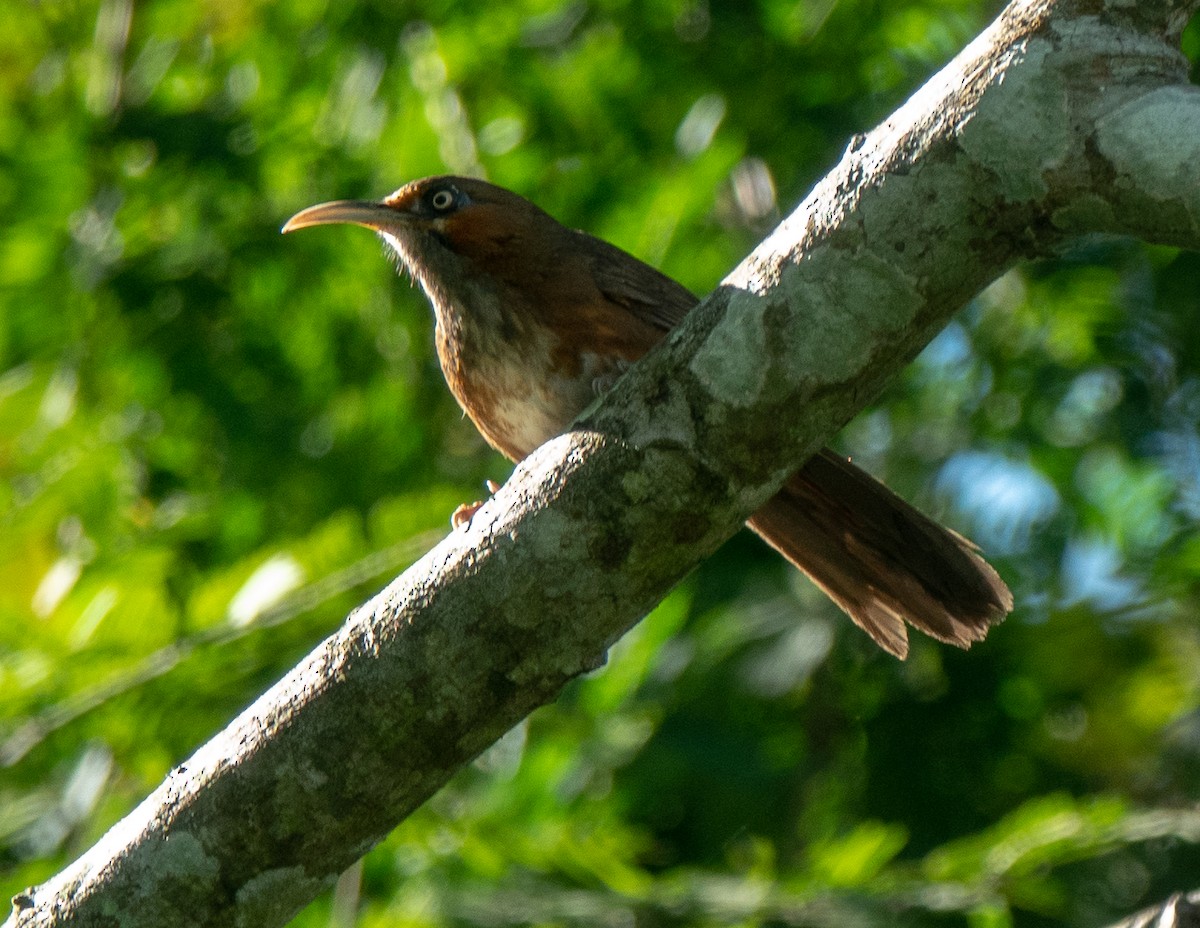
[2,0,1199,925]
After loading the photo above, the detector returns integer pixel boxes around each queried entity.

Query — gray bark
[8,1,1200,925]
[1108,891,1200,928]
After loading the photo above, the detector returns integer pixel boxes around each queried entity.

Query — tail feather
[746,450,1012,659]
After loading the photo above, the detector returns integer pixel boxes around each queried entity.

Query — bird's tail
[746,450,1012,659]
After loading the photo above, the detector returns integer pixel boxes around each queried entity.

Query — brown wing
[577,231,699,333]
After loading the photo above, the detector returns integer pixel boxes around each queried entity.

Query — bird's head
[284,176,562,300]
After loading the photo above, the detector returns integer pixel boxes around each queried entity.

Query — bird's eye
[430,188,457,212]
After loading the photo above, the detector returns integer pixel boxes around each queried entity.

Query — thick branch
[9,0,1200,926]
[1092,85,1200,245]
[1108,890,1200,928]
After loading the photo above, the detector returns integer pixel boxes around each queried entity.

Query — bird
[284,175,1012,659]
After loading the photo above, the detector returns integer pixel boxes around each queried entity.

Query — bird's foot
[451,480,501,529]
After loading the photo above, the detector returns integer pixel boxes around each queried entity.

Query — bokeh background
[3,1,1200,925]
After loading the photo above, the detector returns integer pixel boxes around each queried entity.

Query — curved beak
[282,199,400,234]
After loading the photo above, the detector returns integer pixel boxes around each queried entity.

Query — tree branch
[1108,890,1200,928]
[9,0,1200,925]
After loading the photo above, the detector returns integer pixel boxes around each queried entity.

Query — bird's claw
[451,500,483,528]
[451,480,502,529]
